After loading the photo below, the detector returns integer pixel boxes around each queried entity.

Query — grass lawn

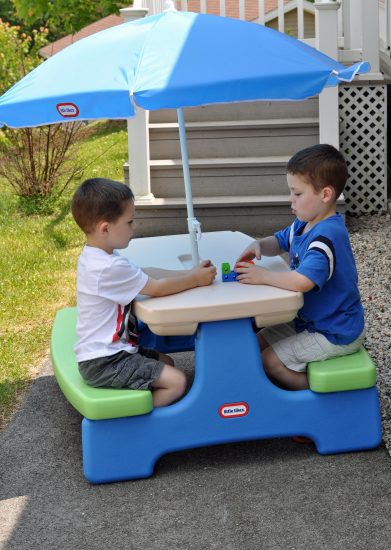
[0,121,128,428]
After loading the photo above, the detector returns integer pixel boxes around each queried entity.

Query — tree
[0,0,18,24]
[0,19,86,204]
[12,0,131,38]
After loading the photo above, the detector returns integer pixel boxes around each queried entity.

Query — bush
[0,123,87,204]
[0,19,87,204]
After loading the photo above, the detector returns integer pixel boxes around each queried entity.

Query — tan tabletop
[122,231,303,336]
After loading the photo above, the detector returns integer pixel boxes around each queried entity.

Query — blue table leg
[82,318,382,483]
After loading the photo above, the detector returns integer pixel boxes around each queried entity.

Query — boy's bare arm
[143,267,188,279]
[235,263,315,293]
[140,260,216,297]
[235,236,282,264]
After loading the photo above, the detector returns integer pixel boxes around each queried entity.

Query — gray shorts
[260,322,365,373]
[78,347,165,390]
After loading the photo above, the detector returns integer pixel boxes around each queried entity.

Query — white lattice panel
[339,85,387,214]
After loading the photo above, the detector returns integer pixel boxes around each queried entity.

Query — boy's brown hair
[287,144,348,198]
[71,178,134,234]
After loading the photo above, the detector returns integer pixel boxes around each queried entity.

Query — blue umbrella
[0,4,369,263]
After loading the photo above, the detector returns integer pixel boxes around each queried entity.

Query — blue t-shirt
[274,213,364,345]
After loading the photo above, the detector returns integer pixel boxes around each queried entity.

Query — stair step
[136,195,346,208]
[149,155,290,168]
[149,117,319,131]
[136,194,292,208]
[149,98,319,123]
[134,195,345,238]
[131,156,292,197]
[126,157,292,197]
[134,195,295,237]
[149,121,319,159]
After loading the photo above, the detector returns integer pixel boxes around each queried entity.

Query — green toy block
[50,307,153,420]
[308,346,377,393]
[221,262,231,274]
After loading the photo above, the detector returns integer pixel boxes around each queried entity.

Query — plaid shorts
[260,322,365,373]
[78,347,165,390]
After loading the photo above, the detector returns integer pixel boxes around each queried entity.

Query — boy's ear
[96,220,110,235]
[322,186,335,203]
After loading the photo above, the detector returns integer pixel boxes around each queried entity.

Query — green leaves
[0,19,48,93]
[12,1,129,38]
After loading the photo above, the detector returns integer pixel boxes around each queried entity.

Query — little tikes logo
[219,402,249,418]
[56,102,79,118]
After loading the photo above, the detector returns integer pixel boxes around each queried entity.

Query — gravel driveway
[346,212,391,456]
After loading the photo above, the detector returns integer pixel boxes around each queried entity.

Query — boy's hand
[235,240,261,266]
[191,259,217,286]
[235,262,268,285]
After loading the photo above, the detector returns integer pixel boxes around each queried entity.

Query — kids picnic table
[75,231,380,482]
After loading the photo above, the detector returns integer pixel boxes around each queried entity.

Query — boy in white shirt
[71,178,216,407]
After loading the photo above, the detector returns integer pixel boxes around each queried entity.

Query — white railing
[143,1,307,31]
[137,1,383,75]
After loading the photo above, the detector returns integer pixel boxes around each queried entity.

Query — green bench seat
[50,307,153,420]
[308,346,376,393]
[51,308,376,421]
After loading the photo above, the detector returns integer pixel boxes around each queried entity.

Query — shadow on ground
[1,354,390,550]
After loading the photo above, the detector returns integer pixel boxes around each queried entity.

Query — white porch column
[361,0,381,77]
[120,5,154,201]
[315,1,340,148]
[342,0,362,50]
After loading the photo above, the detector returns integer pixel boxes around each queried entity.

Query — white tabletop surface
[121,231,303,336]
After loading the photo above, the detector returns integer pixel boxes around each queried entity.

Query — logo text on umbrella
[56,103,79,118]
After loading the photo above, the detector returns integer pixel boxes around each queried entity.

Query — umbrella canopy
[0,9,369,128]
[0,7,370,265]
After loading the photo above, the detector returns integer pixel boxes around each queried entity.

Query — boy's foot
[292,436,313,444]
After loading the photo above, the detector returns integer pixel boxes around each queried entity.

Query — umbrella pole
[177,108,201,267]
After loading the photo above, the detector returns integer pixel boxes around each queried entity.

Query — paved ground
[1,353,391,550]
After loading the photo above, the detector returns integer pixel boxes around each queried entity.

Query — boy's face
[287,173,331,223]
[106,200,136,251]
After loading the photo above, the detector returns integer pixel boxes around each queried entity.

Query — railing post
[120,5,154,201]
[315,1,340,148]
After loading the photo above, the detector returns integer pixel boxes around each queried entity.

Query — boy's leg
[150,363,187,407]
[257,323,309,389]
[257,332,270,352]
[262,346,309,390]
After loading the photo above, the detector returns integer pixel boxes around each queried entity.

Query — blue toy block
[221,260,254,282]
[222,270,238,282]
[221,261,238,282]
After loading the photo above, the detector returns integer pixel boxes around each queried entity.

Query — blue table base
[82,318,382,483]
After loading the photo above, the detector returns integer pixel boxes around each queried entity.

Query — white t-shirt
[74,245,148,362]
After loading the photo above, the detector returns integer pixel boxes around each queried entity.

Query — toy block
[221,262,238,282]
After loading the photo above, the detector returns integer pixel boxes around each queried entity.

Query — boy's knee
[175,368,187,396]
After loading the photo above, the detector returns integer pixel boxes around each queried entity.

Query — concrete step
[148,156,291,198]
[134,194,346,238]
[149,98,319,123]
[149,118,319,159]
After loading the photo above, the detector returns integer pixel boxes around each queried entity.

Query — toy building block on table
[221,260,254,282]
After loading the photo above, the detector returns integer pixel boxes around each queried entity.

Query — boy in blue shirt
[235,144,365,390]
